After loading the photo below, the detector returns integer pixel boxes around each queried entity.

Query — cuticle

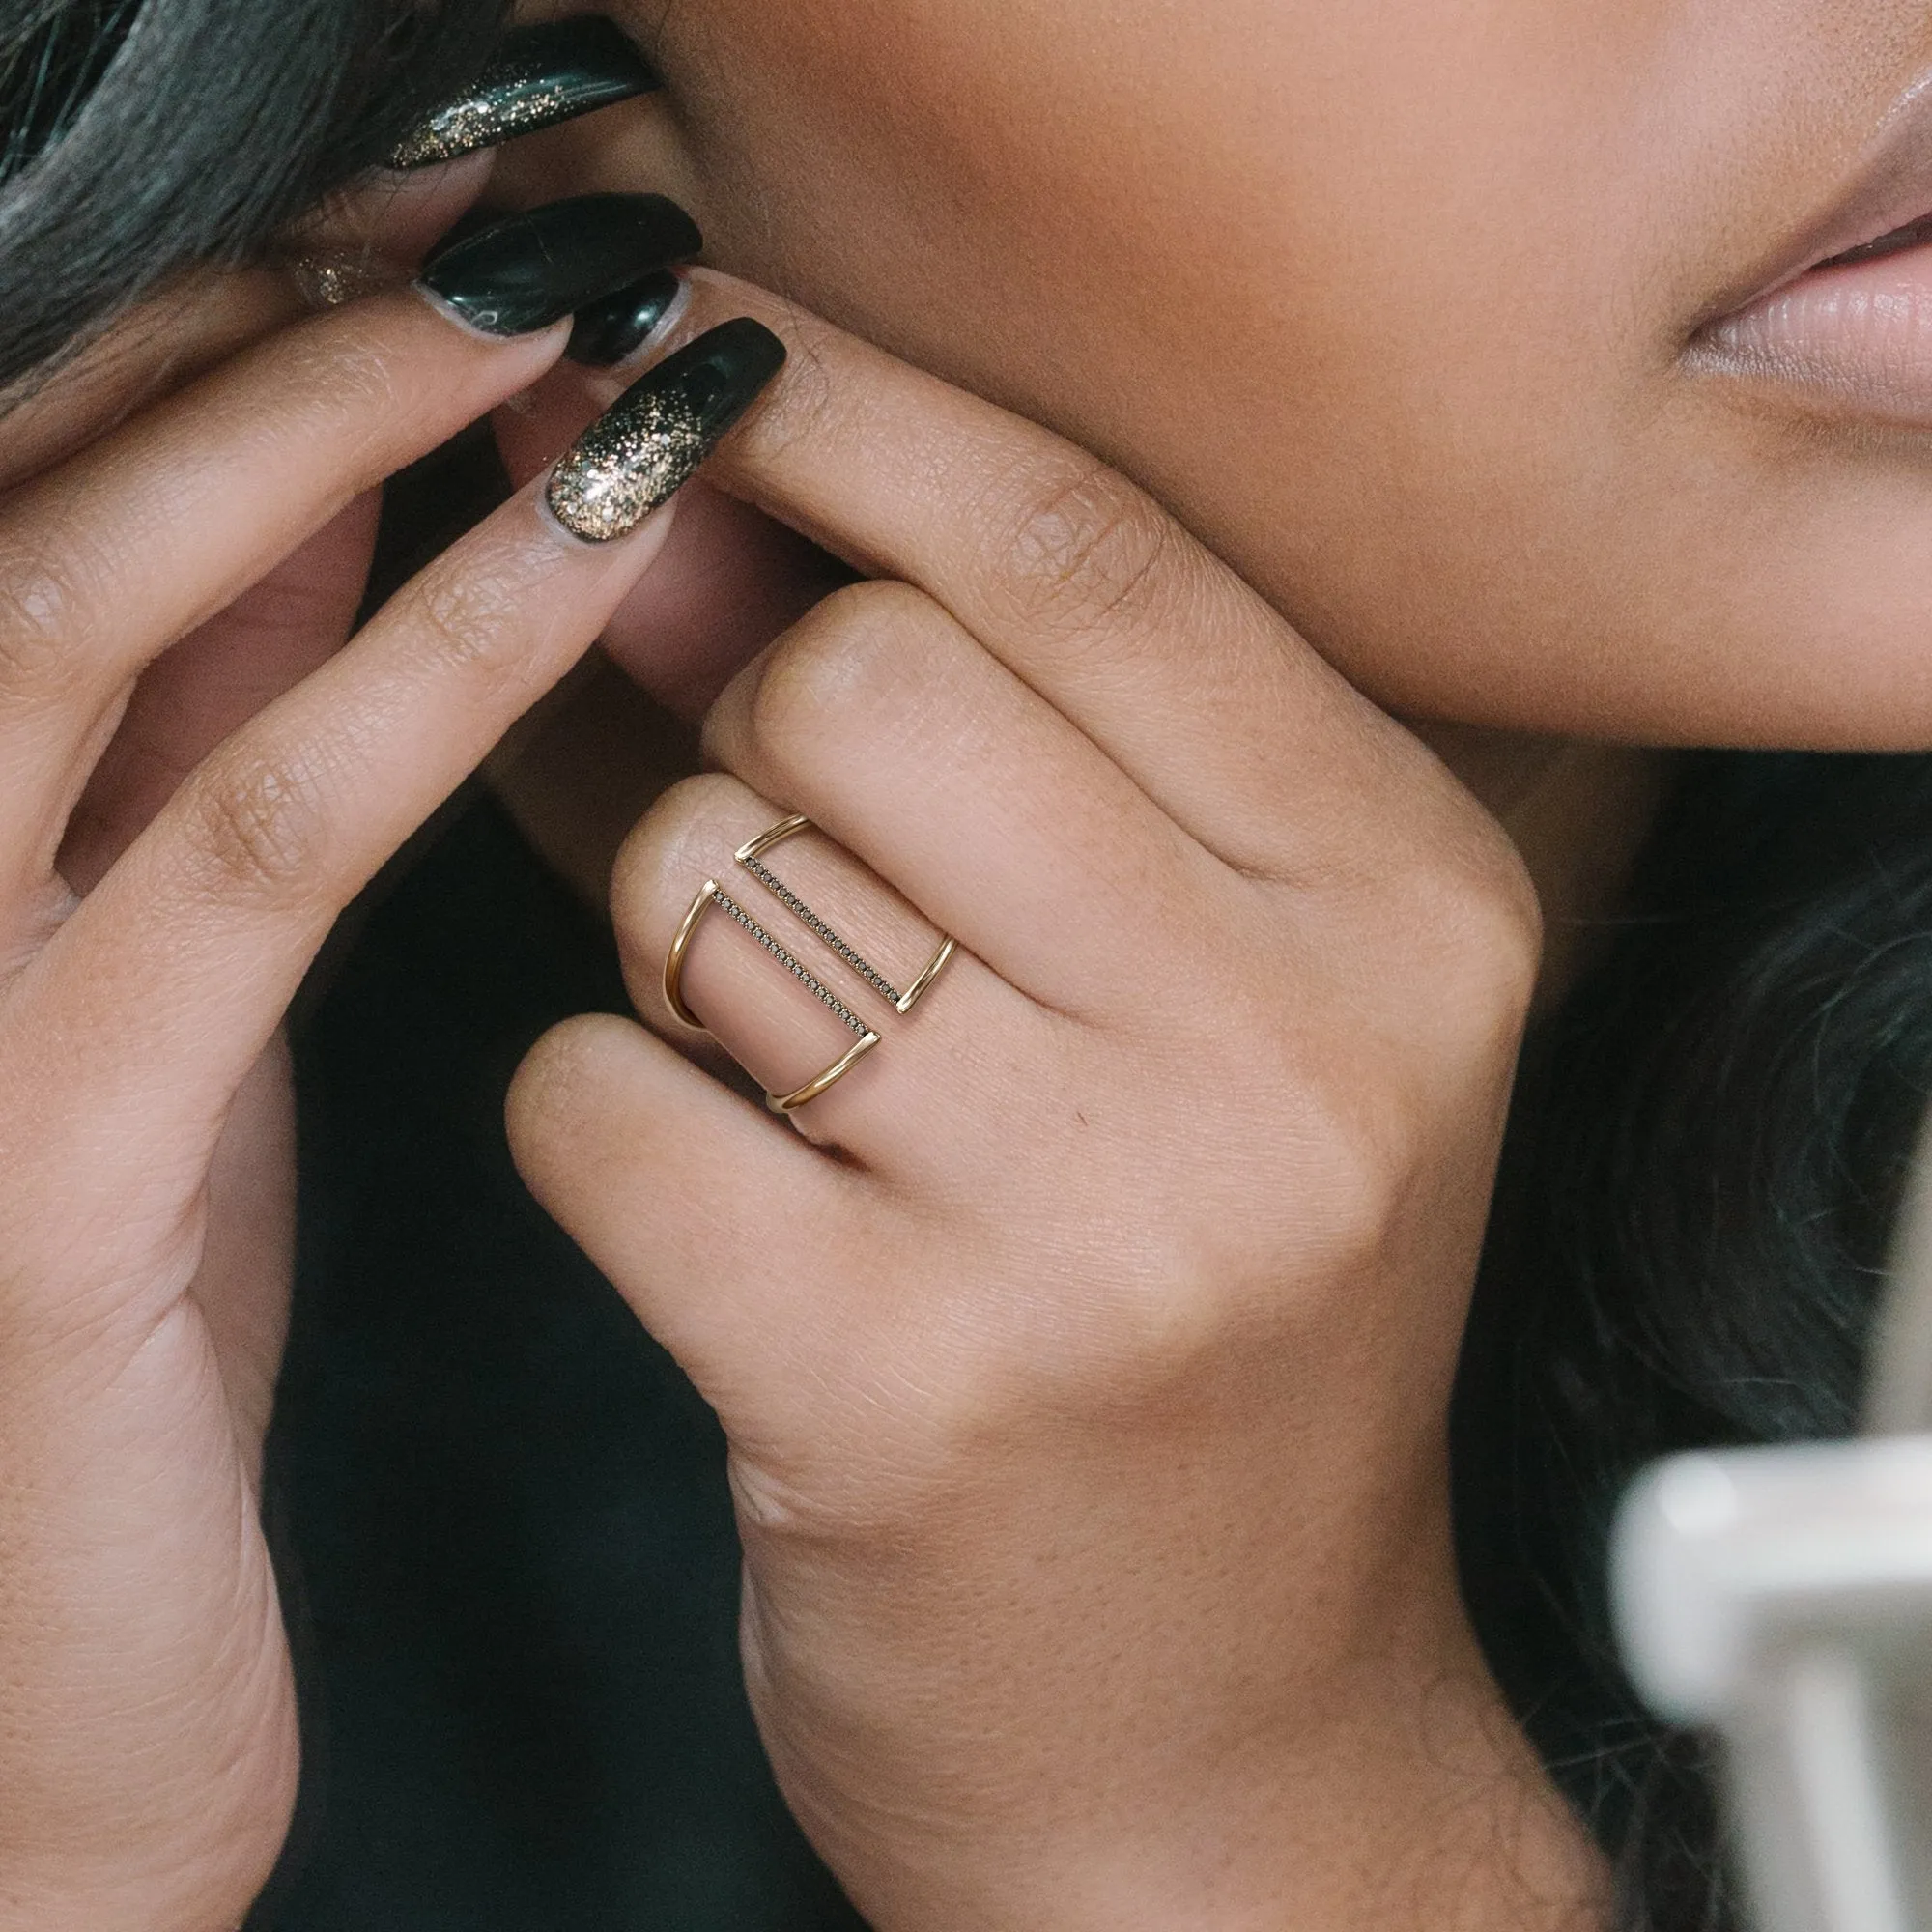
[412,281,571,345]
[536,483,601,548]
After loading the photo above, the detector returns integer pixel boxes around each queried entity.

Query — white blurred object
[1612,1114,1932,1932]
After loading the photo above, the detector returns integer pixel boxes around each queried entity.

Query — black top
[253,789,865,1930]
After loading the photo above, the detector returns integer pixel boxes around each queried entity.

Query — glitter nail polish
[389,17,661,169]
[546,318,787,543]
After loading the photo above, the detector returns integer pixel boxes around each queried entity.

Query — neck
[1406,720,1675,1008]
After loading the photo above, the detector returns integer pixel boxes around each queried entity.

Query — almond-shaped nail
[546,318,786,543]
[389,18,662,169]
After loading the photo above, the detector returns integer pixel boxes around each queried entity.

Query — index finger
[0,156,489,493]
[575,269,1435,877]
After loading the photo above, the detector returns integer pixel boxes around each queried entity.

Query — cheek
[646,0,1666,504]
[589,0,1932,745]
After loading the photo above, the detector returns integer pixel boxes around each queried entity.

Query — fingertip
[506,1009,819,1312]
[508,1008,772,1180]
[505,1010,642,1195]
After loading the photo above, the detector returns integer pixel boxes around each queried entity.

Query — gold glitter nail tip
[387,19,661,169]
[281,251,406,310]
[545,319,786,544]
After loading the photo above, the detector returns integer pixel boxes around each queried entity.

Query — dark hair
[0,0,506,389]
[1457,749,1932,1928]
[4,6,1918,1928]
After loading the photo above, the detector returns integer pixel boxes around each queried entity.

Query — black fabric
[253,788,865,1929]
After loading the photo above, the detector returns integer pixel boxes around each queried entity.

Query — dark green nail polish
[566,270,685,366]
[389,18,661,169]
[417,194,701,337]
[547,318,787,542]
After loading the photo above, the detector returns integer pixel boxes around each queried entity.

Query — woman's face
[504,0,1932,748]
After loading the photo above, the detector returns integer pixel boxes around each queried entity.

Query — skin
[497,0,1932,747]
[3,0,1930,1927]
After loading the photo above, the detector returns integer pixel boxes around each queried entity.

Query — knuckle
[1469,851,1545,1009]
[1202,1089,1406,1291]
[1047,1255,1251,1408]
[1181,1012,1415,1279]
[610,772,748,940]
[1286,1103,1412,1277]
[397,551,531,694]
[0,533,101,707]
[739,581,934,763]
[981,450,1180,639]
[176,745,327,906]
[263,320,411,469]
[1399,830,1545,1032]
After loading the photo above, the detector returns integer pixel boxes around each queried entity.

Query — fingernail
[546,318,786,543]
[417,193,701,337]
[388,18,662,169]
[281,249,409,311]
[566,270,686,366]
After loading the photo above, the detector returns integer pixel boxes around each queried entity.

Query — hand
[509,272,1606,1929]
[0,179,695,1929]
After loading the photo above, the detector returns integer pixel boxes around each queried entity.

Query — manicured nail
[389,18,662,168]
[417,194,701,337]
[546,318,786,543]
[282,249,408,311]
[566,270,685,366]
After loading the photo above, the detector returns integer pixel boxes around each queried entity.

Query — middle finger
[611,766,1050,1175]
[701,577,1213,1019]
[0,290,563,900]
[570,270,1425,883]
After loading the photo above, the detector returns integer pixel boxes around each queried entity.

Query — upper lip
[1713,70,1932,321]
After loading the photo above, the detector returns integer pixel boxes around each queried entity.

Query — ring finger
[612,766,1046,1176]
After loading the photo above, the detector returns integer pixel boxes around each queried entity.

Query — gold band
[766,1032,882,1115]
[735,812,812,866]
[895,936,956,1014]
[661,813,958,1114]
[732,815,957,1017]
[663,879,721,1030]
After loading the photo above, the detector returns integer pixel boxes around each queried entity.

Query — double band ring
[662,814,957,1114]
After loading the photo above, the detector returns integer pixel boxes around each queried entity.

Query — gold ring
[732,815,956,1014]
[660,814,957,1113]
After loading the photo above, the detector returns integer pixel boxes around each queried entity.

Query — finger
[506,1009,868,1412]
[0,156,493,494]
[0,292,567,904]
[496,354,853,721]
[701,580,1213,1018]
[0,270,302,495]
[40,167,497,899]
[610,768,1042,1172]
[8,469,684,1287]
[573,271,1440,880]
[56,493,383,895]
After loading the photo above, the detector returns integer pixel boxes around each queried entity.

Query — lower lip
[1699,241,1932,425]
